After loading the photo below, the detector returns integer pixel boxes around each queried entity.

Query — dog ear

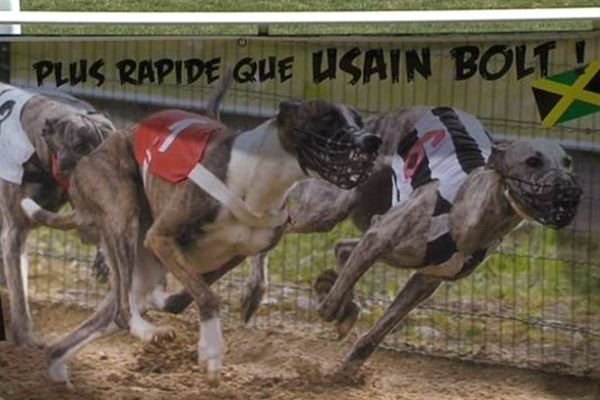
[277,100,302,118]
[487,141,512,173]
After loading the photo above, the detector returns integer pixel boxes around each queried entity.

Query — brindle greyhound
[23,98,382,386]
[234,106,582,374]
[0,83,115,347]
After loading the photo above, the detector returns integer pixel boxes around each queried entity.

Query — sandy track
[0,302,598,400]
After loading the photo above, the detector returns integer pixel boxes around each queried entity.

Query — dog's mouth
[294,126,381,189]
[503,169,582,229]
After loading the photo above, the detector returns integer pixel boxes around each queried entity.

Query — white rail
[0,0,19,34]
[0,8,598,25]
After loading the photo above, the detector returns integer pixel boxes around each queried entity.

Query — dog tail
[205,68,233,121]
[20,198,77,230]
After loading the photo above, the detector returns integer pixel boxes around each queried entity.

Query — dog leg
[145,232,224,385]
[340,273,442,374]
[0,221,37,347]
[317,186,436,334]
[47,292,120,387]
[90,249,109,283]
[240,252,268,324]
[101,225,137,330]
[161,256,245,314]
[315,239,362,339]
[318,226,393,325]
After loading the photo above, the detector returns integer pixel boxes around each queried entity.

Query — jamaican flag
[532,61,600,128]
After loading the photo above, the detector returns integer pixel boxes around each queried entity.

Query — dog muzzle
[503,169,582,229]
[295,126,381,189]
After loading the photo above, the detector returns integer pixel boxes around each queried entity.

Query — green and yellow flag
[532,61,600,128]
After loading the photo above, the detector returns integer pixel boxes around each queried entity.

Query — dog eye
[73,143,88,154]
[562,157,572,169]
[320,113,335,123]
[526,156,543,168]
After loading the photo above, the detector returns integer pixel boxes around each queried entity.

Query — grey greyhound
[23,97,382,386]
[234,106,582,374]
[0,83,115,347]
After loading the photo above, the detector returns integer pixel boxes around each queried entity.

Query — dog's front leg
[341,273,442,374]
[317,223,394,325]
[145,231,223,385]
[161,256,245,314]
[0,220,36,347]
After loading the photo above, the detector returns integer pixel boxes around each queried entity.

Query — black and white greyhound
[23,98,382,386]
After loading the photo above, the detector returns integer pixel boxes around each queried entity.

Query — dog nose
[358,135,382,153]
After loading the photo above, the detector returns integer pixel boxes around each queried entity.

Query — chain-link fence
[6,33,600,378]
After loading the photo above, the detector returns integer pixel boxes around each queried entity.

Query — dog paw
[20,198,41,219]
[150,326,176,345]
[314,269,337,297]
[198,349,223,387]
[48,360,73,388]
[336,300,360,339]
[11,330,45,349]
[240,281,266,324]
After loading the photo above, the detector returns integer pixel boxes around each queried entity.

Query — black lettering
[390,49,401,83]
[533,41,556,77]
[69,60,86,86]
[233,57,256,83]
[54,62,69,87]
[479,45,513,81]
[340,47,362,85]
[451,46,479,80]
[204,58,220,84]
[184,59,204,84]
[312,48,337,84]
[116,59,139,85]
[406,48,431,82]
[89,59,105,87]
[259,57,276,81]
[32,60,54,86]
[515,45,534,80]
[363,49,387,83]
[278,56,294,82]
[138,60,155,84]
[154,58,174,84]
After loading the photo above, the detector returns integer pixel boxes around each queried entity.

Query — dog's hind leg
[340,273,441,375]
[0,220,36,347]
[240,252,268,324]
[47,291,120,387]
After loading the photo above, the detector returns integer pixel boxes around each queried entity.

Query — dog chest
[183,218,278,271]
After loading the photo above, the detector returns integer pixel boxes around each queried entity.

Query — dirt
[0,302,598,400]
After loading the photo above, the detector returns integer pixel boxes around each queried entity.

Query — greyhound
[232,106,582,374]
[0,83,115,347]
[22,97,382,386]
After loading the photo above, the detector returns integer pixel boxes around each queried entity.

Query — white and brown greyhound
[233,106,583,374]
[0,83,114,347]
[23,98,382,386]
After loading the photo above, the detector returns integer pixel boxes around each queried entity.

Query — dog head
[488,138,582,229]
[42,112,115,174]
[276,99,382,189]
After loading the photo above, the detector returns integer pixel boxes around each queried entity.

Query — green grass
[17,0,600,36]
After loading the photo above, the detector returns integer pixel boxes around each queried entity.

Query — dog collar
[50,154,70,191]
